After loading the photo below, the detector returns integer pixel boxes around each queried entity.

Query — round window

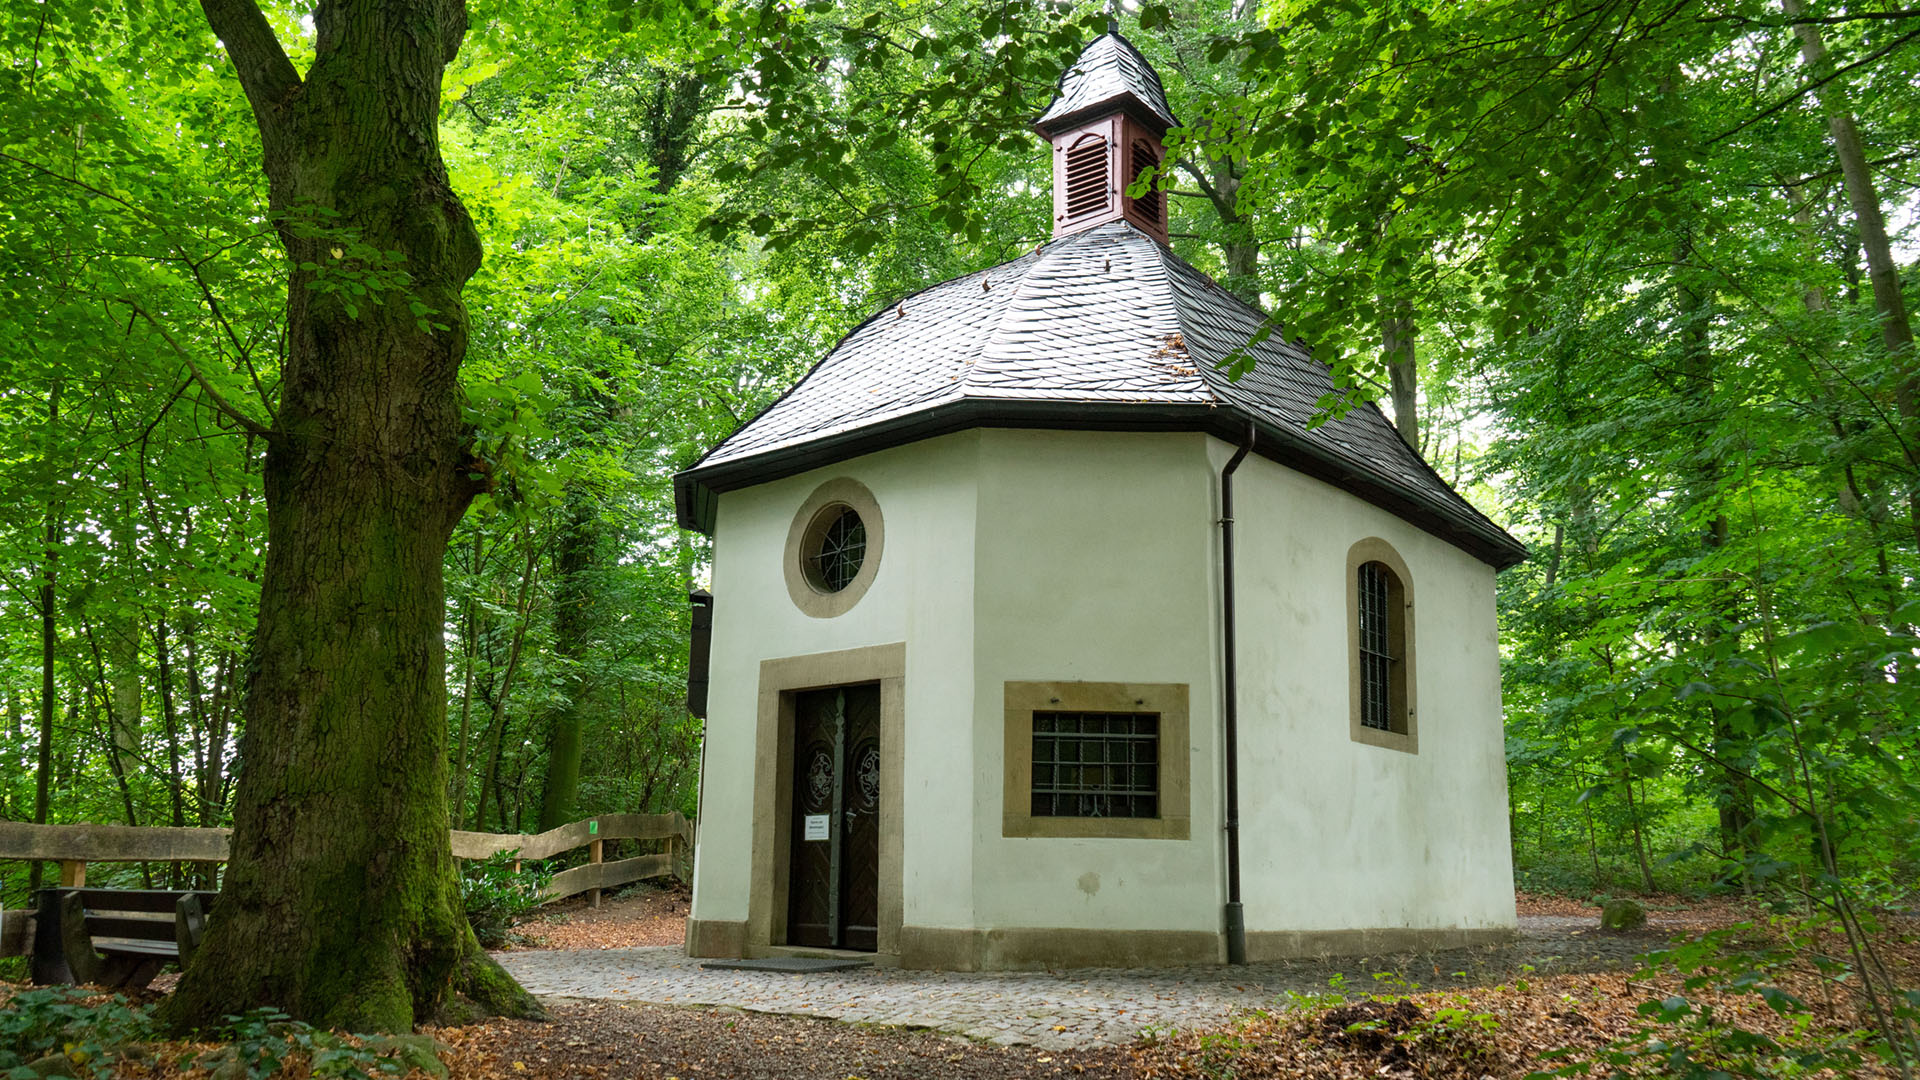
[784,478,883,618]
[804,505,867,593]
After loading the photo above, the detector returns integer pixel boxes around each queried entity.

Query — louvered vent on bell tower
[1130,140,1162,226]
[1063,135,1110,218]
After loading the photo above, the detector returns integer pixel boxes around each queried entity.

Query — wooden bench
[31,888,218,989]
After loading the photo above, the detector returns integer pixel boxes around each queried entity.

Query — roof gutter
[1219,421,1255,966]
[674,401,1528,570]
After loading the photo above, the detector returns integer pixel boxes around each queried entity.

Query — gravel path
[494,915,1667,1050]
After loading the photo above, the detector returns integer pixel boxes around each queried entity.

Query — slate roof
[1033,32,1179,134]
[674,220,1526,569]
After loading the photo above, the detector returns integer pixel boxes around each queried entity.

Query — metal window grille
[1031,711,1159,818]
[810,509,866,592]
[1358,561,1395,730]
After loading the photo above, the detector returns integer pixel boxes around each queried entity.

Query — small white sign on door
[804,814,831,841]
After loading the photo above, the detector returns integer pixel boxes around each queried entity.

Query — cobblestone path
[496,946,1267,1050]
[495,916,1653,1051]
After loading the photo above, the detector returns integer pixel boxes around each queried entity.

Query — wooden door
[786,683,881,951]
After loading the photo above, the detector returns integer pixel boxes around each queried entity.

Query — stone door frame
[748,643,905,959]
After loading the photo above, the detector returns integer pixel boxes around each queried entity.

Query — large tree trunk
[161,0,540,1033]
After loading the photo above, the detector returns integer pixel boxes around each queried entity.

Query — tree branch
[1709,25,1920,145]
[1176,159,1227,215]
[199,0,301,126]
[124,304,276,440]
[1706,9,1920,27]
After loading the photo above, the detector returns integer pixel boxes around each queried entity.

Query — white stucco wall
[1218,439,1517,934]
[691,424,1515,949]
[689,432,983,931]
[968,429,1224,933]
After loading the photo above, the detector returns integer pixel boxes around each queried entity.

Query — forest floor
[441,888,1915,1078]
[500,880,693,951]
[4,891,1914,1079]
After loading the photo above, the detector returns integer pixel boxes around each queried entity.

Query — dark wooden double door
[787,683,880,951]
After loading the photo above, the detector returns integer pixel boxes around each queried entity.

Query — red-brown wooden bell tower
[1034,30,1180,245]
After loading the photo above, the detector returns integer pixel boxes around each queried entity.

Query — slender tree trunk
[1669,213,1758,891]
[451,539,480,829]
[1620,760,1656,894]
[474,546,537,830]
[31,380,62,895]
[1381,296,1419,450]
[538,494,596,830]
[533,85,709,831]
[107,460,143,769]
[151,620,192,833]
[1782,0,1920,548]
[83,623,145,833]
[208,649,238,816]
[1582,797,1605,890]
[161,0,539,1032]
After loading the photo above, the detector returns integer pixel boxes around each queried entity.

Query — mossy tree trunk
[161,0,541,1033]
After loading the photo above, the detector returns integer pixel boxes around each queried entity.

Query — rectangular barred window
[1358,561,1394,731]
[1031,711,1159,818]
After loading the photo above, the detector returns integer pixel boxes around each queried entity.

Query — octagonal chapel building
[673,31,1527,969]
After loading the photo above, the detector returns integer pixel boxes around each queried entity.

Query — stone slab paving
[496,917,1642,1051]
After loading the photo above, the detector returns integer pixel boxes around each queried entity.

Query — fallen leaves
[501,882,690,952]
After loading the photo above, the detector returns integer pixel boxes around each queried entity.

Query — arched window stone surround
[1346,537,1418,754]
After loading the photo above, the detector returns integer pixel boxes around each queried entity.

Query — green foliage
[190,1009,445,1080]
[0,988,154,1080]
[459,852,552,948]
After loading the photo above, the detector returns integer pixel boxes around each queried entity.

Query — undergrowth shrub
[460,850,551,947]
[194,1008,444,1080]
[1532,919,1911,1078]
[1134,975,1511,1079]
[0,986,154,1079]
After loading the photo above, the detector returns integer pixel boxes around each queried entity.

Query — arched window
[1348,540,1417,751]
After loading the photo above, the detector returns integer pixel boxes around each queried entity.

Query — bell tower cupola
[1035,29,1180,245]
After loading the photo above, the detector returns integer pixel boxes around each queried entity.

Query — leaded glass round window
[784,478,883,617]
[806,506,867,593]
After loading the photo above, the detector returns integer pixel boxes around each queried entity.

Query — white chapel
[673,29,1525,970]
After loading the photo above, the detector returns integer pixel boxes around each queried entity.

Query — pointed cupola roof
[1034,31,1179,135]
[674,222,1527,570]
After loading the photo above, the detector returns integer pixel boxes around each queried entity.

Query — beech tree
[158,0,542,1032]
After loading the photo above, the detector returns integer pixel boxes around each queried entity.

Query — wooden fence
[0,813,693,960]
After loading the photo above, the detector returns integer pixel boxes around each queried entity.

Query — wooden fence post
[58,861,85,888]
[587,819,603,909]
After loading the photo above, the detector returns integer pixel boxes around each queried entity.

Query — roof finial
[1107,0,1119,34]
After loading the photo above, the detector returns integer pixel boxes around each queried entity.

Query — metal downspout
[1220,422,1255,965]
